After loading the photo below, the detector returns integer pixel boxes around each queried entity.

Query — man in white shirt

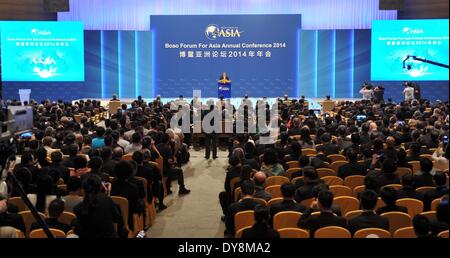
[359,85,373,100]
[403,84,415,101]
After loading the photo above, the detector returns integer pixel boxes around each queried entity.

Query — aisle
[147,149,227,238]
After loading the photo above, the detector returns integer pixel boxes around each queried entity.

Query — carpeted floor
[147,149,227,238]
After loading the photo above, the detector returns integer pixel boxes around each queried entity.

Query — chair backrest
[375,198,386,211]
[266,176,290,187]
[381,212,412,234]
[316,168,337,178]
[278,228,309,238]
[321,176,344,186]
[16,229,25,238]
[300,198,314,207]
[431,198,442,211]
[285,168,302,180]
[333,196,360,215]
[8,197,28,212]
[383,184,403,190]
[419,154,433,162]
[234,210,255,233]
[265,185,283,198]
[393,226,416,238]
[111,196,130,231]
[251,198,268,207]
[234,187,242,202]
[344,175,365,189]
[396,167,412,178]
[408,161,421,173]
[267,197,284,207]
[327,154,347,163]
[286,161,300,169]
[229,177,241,193]
[29,228,66,238]
[19,211,47,236]
[420,211,436,221]
[60,211,76,226]
[438,230,449,238]
[415,186,435,194]
[330,185,353,197]
[352,185,366,197]
[330,161,348,173]
[235,226,252,238]
[344,210,363,221]
[291,176,304,185]
[396,198,424,217]
[314,226,351,238]
[302,148,317,156]
[354,228,391,238]
[57,184,67,192]
[273,211,302,230]
[121,153,133,161]
[134,176,148,203]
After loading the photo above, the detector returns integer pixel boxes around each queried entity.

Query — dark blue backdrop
[2,16,448,102]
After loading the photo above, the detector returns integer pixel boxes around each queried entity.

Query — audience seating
[278,228,309,238]
[121,154,133,161]
[235,226,252,238]
[111,196,143,237]
[251,198,268,207]
[291,176,304,185]
[408,161,421,173]
[416,186,435,194]
[329,161,348,173]
[285,168,302,180]
[344,175,365,189]
[265,185,283,199]
[438,230,449,238]
[266,176,290,187]
[29,228,66,238]
[431,198,442,211]
[396,198,424,217]
[314,226,351,238]
[420,211,436,221]
[134,176,154,228]
[333,196,359,215]
[381,212,412,234]
[375,198,386,211]
[267,198,283,207]
[321,176,344,186]
[273,211,302,230]
[419,154,433,162]
[329,185,353,197]
[57,184,67,192]
[354,228,391,238]
[393,227,415,238]
[344,210,363,220]
[19,211,47,236]
[8,197,28,212]
[352,185,365,197]
[327,154,346,163]
[60,211,76,226]
[234,210,255,233]
[286,161,300,169]
[302,149,317,156]
[229,177,241,193]
[316,168,337,178]
[383,184,402,190]
[300,198,314,207]
[234,187,242,202]
[396,167,413,178]
[16,229,25,238]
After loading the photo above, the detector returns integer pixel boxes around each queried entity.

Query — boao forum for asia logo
[205,24,243,40]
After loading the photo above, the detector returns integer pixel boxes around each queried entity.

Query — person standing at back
[403,83,415,102]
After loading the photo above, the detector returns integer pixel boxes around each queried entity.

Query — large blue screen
[0,21,84,82]
[371,19,449,81]
[151,15,301,97]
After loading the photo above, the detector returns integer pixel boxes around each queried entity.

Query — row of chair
[236,226,449,238]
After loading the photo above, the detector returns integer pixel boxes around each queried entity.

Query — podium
[18,89,31,105]
[218,82,231,99]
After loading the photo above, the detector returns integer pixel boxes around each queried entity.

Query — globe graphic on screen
[205,24,220,40]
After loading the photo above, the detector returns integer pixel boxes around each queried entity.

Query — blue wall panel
[335,30,353,98]
[103,31,119,99]
[317,30,334,98]
[298,30,316,97]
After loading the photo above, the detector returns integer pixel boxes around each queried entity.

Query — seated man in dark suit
[242,205,280,239]
[337,148,366,179]
[430,200,449,235]
[316,133,339,156]
[309,184,342,216]
[397,174,423,201]
[423,173,448,211]
[413,158,435,188]
[297,190,347,238]
[413,214,439,238]
[225,180,258,237]
[30,198,71,234]
[0,194,26,233]
[376,186,408,215]
[294,166,324,203]
[269,183,306,226]
[348,190,389,235]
